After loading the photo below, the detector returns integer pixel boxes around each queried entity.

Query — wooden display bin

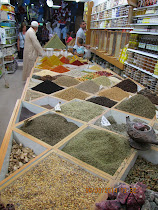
[0,129,50,187]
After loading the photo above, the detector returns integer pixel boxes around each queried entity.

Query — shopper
[73,20,90,53]
[66,32,73,44]
[54,23,61,39]
[74,38,85,57]
[22,21,43,81]
[17,23,26,59]
[42,23,49,45]
[61,25,68,44]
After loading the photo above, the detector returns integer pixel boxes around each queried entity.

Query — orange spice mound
[60,56,69,64]
[51,65,70,73]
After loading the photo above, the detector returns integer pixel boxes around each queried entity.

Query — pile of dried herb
[125,156,158,192]
[76,80,100,94]
[138,88,158,105]
[54,87,90,101]
[53,75,80,87]
[61,100,105,122]
[87,96,117,108]
[32,80,64,94]
[20,114,79,146]
[114,79,137,93]
[24,90,46,102]
[116,95,156,119]
[0,152,107,209]
[62,128,131,175]
[93,76,112,87]
[99,87,130,101]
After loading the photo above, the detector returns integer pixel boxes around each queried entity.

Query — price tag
[101,116,111,127]
[99,85,104,90]
[129,95,132,99]
[156,111,158,119]
[55,102,61,112]
[137,85,142,92]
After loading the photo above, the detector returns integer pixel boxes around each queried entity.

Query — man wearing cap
[22,21,43,81]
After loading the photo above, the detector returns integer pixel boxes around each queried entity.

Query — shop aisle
[0,62,24,147]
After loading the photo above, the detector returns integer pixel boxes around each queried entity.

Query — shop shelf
[133,4,158,10]
[127,48,158,59]
[133,13,158,18]
[130,31,158,35]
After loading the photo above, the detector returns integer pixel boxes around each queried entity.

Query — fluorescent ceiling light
[52,5,61,8]
[47,0,53,7]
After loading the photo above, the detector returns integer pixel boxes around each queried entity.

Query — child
[74,38,85,57]
[66,32,73,44]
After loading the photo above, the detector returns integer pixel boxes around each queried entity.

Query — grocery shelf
[3,42,17,47]
[91,15,128,22]
[6,69,16,74]
[125,62,158,79]
[4,60,14,64]
[91,48,124,70]
[1,19,16,22]
[133,4,158,10]
[130,31,158,35]
[133,13,158,18]
[5,36,16,39]
[131,23,158,26]
[127,48,158,59]
[90,27,132,30]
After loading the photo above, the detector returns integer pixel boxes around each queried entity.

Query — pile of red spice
[71,60,84,66]
[60,56,69,64]
[51,65,70,73]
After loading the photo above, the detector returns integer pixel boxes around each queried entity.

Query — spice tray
[15,110,86,148]
[55,125,134,181]
[31,95,67,109]
[28,78,43,89]
[115,146,158,181]
[14,101,46,124]
[0,129,50,186]
[91,109,151,136]
[23,89,47,102]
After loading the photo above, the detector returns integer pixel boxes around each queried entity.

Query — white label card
[101,116,111,127]
[156,111,158,119]
[55,102,61,112]
[137,85,142,92]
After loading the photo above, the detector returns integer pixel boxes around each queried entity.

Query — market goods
[93,76,112,87]
[0,152,107,209]
[71,60,84,66]
[125,156,158,191]
[99,87,130,101]
[6,139,36,177]
[28,79,42,89]
[24,90,46,102]
[62,128,131,175]
[51,65,70,73]
[33,70,57,77]
[89,65,102,70]
[78,73,100,81]
[44,34,66,49]
[19,107,36,122]
[60,56,69,64]
[109,76,122,84]
[76,80,100,94]
[87,96,117,108]
[20,114,79,146]
[114,79,138,93]
[116,95,156,119]
[41,104,54,109]
[32,80,64,94]
[138,88,158,105]
[64,69,87,77]
[142,189,158,209]
[54,87,90,101]
[0,200,15,210]
[96,71,113,77]
[38,56,64,69]
[40,75,54,81]
[96,182,146,209]
[53,75,80,87]
[61,100,105,122]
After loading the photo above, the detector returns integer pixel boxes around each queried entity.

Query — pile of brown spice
[138,88,158,105]
[114,79,137,93]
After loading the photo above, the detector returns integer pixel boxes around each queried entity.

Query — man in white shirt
[73,20,90,53]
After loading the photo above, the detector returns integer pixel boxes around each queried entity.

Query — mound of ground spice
[76,80,100,94]
[99,87,130,101]
[96,71,113,77]
[33,70,57,77]
[61,100,105,122]
[54,75,80,87]
[60,56,69,64]
[71,60,84,66]
[62,128,131,175]
[51,65,70,73]
[40,75,54,81]
[116,94,156,119]
[20,114,79,146]
[19,107,36,122]
[109,76,122,85]
[54,87,90,101]
[87,96,117,108]
[114,79,137,93]
[93,76,112,87]
[64,69,87,78]
[78,73,100,81]
[32,80,64,94]
[138,88,158,105]
[24,89,46,101]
